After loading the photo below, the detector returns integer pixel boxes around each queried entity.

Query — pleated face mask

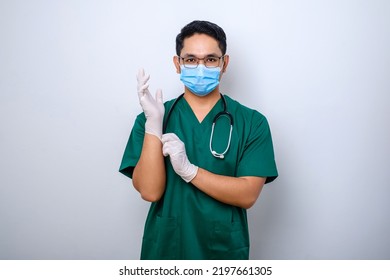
[180,65,221,96]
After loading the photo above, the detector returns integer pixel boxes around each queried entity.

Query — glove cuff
[182,164,198,183]
[145,119,162,140]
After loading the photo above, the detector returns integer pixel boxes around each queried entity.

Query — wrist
[145,119,162,139]
[182,164,198,183]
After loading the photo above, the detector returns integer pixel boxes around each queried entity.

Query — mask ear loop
[209,112,233,159]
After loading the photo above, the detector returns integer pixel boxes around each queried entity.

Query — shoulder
[164,97,178,108]
[224,95,268,125]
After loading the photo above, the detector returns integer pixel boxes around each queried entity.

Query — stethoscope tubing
[163,93,233,159]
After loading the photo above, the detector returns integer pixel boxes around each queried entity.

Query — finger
[139,84,150,92]
[137,68,144,79]
[161,133,171,143]
[137,84,150,99]
[137,69,150,85]
[136,68,144,84]
[155,89,163,104]
[162,140,176,156]
[162,143,170,157]
[137,75,150,88]
[137,74,150,94]
[161,133,179,144]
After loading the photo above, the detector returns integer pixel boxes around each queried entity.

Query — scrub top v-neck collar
[178,96,224,126]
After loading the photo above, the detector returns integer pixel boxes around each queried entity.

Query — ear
[173,56,181,73]
[221,55,229,73]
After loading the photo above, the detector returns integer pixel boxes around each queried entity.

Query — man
[120,20,278,259]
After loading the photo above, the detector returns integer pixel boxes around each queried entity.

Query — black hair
[175,20,227,56]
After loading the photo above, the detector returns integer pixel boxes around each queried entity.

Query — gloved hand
[162,133,198,183]
[137,68,165,139]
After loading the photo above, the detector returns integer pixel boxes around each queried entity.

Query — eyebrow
[181,53,222,58]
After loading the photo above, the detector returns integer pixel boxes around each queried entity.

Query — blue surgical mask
[180,65,221,96]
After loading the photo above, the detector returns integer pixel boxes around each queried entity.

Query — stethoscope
[163,93,233,159]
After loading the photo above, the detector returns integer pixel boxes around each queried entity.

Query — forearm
[191,168,266,209]
[133,134,166,202]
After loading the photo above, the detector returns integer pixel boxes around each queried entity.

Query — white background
[1,0,389,259]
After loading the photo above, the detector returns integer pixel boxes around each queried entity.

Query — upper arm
[236,113,278,183]
[119,114,146,178]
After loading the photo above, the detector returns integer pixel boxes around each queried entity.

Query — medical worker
[120,20,278,259]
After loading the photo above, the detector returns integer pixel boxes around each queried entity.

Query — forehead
[181,33,222,56]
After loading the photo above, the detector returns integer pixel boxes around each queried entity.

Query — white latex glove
[137,68,165,139]
[162,133,198,183]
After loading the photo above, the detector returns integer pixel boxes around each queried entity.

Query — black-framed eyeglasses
[178,55,225,68]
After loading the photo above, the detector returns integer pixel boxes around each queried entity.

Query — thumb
[155,89,163,104]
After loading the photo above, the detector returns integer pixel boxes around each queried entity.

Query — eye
[184,57,197,64]
[206,57,218,62]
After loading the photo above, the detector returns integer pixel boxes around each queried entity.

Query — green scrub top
[119,94,278,260]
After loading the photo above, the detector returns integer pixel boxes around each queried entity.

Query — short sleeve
[119,113,146,178]
[236,112,278,184]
